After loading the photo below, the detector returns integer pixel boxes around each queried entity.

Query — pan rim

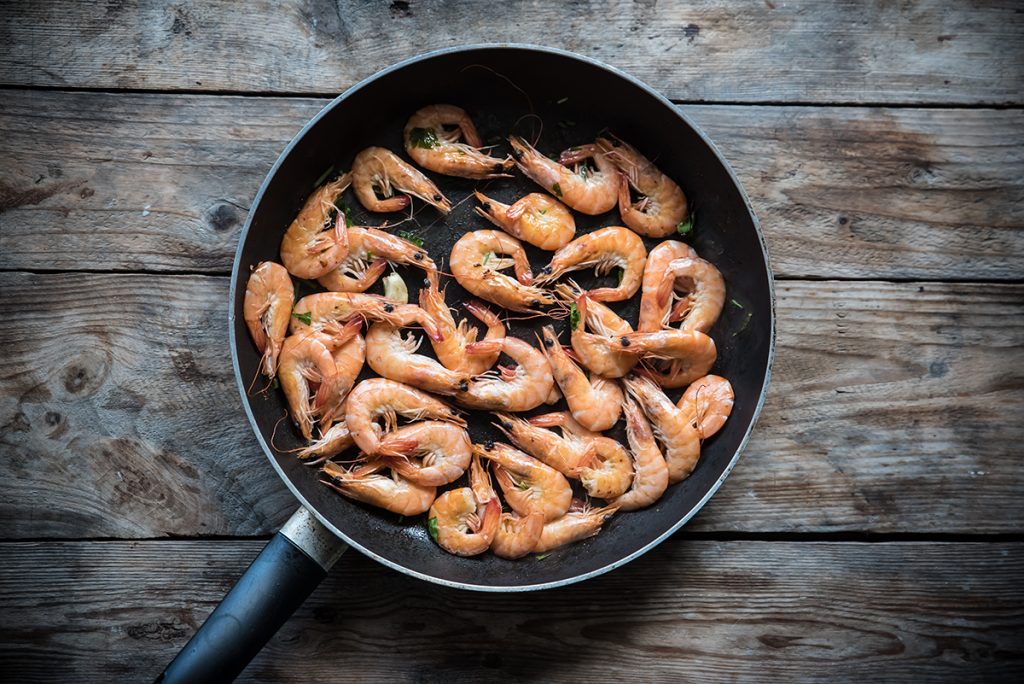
[229,43,776,592]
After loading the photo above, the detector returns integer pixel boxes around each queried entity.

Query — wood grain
[1,539,1021,682]
[1,1,1021,104]
[2,91,1021,280]
[2,273,1021,538]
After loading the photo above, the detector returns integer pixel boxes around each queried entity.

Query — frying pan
[158,44,775,682]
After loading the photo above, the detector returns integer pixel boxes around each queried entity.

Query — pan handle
[155,507,347,683]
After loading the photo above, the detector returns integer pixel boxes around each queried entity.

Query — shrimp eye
[539,266,552,275]
[433,194,442,201]
[423,278,431,286]
[383,303,394,313]
[481,202,491,213]
[611,139,621,147]
[414,252,424,260]
[484,441,494,451]
[532,299,541,307]
[500,419,513,429]
[511,149,523,161]
[458,380,469,392]
[492,163,503,172]
[620,336,631,347]
[332,476,343,485]
[543,337,554,348]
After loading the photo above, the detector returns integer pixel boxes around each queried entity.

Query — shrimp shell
[536,226,647,303]
[454,337,555,412]
[243,261,294,377]
[377,420,473,487]
[533,504,619,554]
[476,442,573,523]
[318,226,436,293]
[322,460,436,516]
[596,136,688,238]
[657,256,727,334]
[638,240,697,332]
[352,146,451,214]
[608,396,669,511]
[419,284,505,377]
[404,104,514,179]
[364,322,470,396]
[279,174,353,280]
[449,230,556,313]
[624,374,701,483]
[344,378,465,457]
[474,191,575,250]
[509,137,618,215]
[677,374,735,440]
[538,325,623,431]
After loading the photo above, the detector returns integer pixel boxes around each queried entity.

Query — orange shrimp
[404,104,513,179]
[533,503,619,554]
[620,329,718,390]
[243,261,294,377]
[344,378,465,457]
[318,226,436,293]
[509,137,618,215]
[351,146,450,214]
[322,459,435,516]
[419,284,505,376]
[677,374,734,440]
[279,174,353,279]
[364,321,470,396]
[449,230,556,313]
[378,420,473,486]
[527,412,633,500]
[656,256,727,334]
[559,288,638,378]
[608,396,669,511]
[596,136,688,238]
[491,510,545,560]
[277,334,342,440]
[536,226,646,303]
[638,240,697,332]
[492,412,594,478]
[474,191,575,250]
[455,337,555,412]
[624,374,701,483]
[427,453,500,557]
[290,292,442,342]
[537,325,622,431]
[476,442,573,523]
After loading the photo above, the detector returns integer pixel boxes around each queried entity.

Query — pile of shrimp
[244,103,735,560]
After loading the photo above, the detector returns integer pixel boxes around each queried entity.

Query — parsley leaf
[398,230,424,248]
[733,311,753,337]
[514,479,531,491]
[312,164,335,188]
[617,268,625,285]
[427,516,439,542]
[483,252,492,266]
[409,127,438,149]
[569,302,581,330]
[551,182,563,198]
[730,298,743,309]
[676,213,695,237]
[291,311,312,326]
[270,377,280,390]
[534,553,550,561]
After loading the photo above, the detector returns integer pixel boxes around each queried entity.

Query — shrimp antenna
[460,63,535,118]
[268,411,292,453]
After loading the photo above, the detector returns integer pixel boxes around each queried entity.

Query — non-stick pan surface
[229,45,774,591]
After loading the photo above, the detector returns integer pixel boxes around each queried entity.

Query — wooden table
[2,2,1022,681]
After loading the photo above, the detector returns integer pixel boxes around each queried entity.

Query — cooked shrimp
[624,374,701,483]
[351,146,450,214]
[638,240,697,332]
[656,256,727,334]
[318,226,436,292]
[277,334,341,440]
[608,396,669,510]
[404,104,513,179]
[322,459,435,516]
[533,504,619,554]
[243,261,294,377]
[537,325,622,431]
[290,292,442,342]
[476,442,572,522]
[536,226,646,302]
[344,378,465,457]
[526,411,632,500]
[491,510,545,560]
[365,321,470,396]
[449,230,556,313]
[596,136,688,238]
[509,137,617,215]
[473,191,575,250]
[678,374,734,440]
[427,453,500,556]
[309,320,365,436]
[558,288,637,378]
[455,337,554,412]
[492,412,593,478]
[419,284,505,376]
[620,329,718,390]
[279,174,353,279]
[378,420,472,486]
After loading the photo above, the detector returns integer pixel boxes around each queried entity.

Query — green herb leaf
[514,480,531,491]
[730,298,744,309]
[292,311,312,326]
[427,516,439,542]
[398,230,424,248]
[569,301,581,330]
[556,96,569,105]
[557,120,576,129]
[676,214,695,236]
[312,164,335,189]
[551,182,563,198]
[534,553,550,561]
[270,376,280,390]
[409,127,439,149]
[337,201,352,225]
[617,268,625,285]
[539,209,547,215]
[733,311,753,337]
[580,165,589,181]
[482,252,492,266]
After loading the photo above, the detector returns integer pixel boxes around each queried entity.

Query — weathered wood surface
[2,272,1021,538]
[2,0,1022,104]
[2,91,1022,280]
[1,539,1021,682]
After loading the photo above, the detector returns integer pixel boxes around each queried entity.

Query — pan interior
[231,47,773,590]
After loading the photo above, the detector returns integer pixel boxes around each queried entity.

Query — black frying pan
[158,44,775,683]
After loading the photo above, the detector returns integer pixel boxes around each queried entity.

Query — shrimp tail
[465,339,502,356]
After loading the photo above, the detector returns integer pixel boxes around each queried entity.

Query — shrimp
[351,146,450,214]
[509,137,618,215]
[678,374,734,440]
[596,136,688,238]
[624,374,701,483]
[527,411,633,500]
[344,378,465,457]
[377,420,472,486]
[608,396,669,511]
[558,287,638,378]
[277,334,344,440]
[492,412,594,478]
[322,459,435,516]
[279,174,353,279]
[537,325,622,431]
[476,442,572,522]
[243,261,294,377]
[449,230,556,313]
[535,226,646,303]
[427,453,500,557]
[638,240,697,332]
[404,104,514,179]
[622,329,718,390]
[297,422,354,462]
[455,337,554,412]
[533,503,619,554]
[419,283,505,376]
[473,191,575,250]
[302,320,365,449]
[364,321,470,396]
[318,226,436,292]
[290,292,442,342]
[492,510,545,560]
[655,256,727,334]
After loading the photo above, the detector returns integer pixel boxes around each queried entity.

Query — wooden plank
[1,1,1021,104]
[2,91,1021,280]
[2,273,1021,538]
[0,539,1020,681]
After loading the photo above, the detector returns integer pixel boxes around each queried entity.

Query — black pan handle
[156,508,347,683]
